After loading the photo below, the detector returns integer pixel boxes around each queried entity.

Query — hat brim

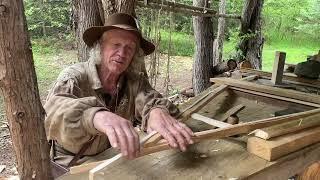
[83,25,155,55]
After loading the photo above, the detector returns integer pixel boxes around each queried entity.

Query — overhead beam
[136,0,241,19]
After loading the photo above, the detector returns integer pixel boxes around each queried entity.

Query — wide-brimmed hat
[83,13,155,55]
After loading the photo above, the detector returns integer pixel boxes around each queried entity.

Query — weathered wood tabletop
[59,83,320,180]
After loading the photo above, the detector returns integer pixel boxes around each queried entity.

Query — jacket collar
[87,57,126,91]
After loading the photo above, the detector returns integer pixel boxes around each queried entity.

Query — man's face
[100,29,138,75]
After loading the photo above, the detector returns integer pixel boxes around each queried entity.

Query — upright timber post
[271,51,286,85]
[0,0,52,179]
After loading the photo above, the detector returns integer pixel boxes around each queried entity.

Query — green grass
[159,30,320,72]
[31,39,77,98]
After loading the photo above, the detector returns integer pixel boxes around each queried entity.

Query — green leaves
[24,0,71,38]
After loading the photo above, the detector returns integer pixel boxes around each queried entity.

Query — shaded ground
[0,50,193,178]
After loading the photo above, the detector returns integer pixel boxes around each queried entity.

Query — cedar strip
[251,116,320,140]
[191,113,232,128]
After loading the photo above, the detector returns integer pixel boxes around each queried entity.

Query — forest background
[4,0,320,100]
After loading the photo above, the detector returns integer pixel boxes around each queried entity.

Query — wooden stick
[88,131,157,180]
[146,108,320,151]
[230,87,320,108]
[191,113,232,128]
[143,84,228,147]
[251,117,320,140]
[241,74,259,81]
[210,77,320,105]
[220,104,245,122]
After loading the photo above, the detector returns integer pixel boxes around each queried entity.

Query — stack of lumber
[247,115,320,161]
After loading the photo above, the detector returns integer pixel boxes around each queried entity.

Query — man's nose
[118,47,127,57]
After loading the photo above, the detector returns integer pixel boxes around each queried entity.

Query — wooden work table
[60,81,320,180]
[60,138,320,180]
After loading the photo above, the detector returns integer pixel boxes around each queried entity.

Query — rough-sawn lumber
[247,126,320,161]
[210,77,320,105]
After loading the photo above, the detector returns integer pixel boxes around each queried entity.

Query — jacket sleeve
[44,66,107,153]
[134,74,179,131]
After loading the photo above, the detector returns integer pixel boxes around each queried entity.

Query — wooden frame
[67,79,320,179]
[240,68,320,89]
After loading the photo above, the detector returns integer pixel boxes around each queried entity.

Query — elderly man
[45,13,194,167]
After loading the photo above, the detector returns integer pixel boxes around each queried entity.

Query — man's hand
[93,111,139,159]
[147,108,194,151]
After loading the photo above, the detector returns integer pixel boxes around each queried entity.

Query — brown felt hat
[83,13,155,55]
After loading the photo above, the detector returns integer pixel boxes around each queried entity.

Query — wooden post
[271,51,286,85]
[0,0,52,179]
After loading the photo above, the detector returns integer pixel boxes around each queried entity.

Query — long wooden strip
[148,108,320,150]
[84,131,157,179]
[251,117,320,140]
[191,113,232,128]
[143,84,229,148]
[210,77,320,105]
[247,126,320,161]
[230,87,320,108]
[220,104,245,122]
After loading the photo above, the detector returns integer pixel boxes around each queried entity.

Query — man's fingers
[114,127,128,157]
[158,127,178,148]
[167,125,187,151]
[122,123,138,159]
[104,125,118,148]
[178,122,194,136]
[129,125,140,157]
[174,123,194,144]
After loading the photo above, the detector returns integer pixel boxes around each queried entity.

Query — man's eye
[112,43,120,47]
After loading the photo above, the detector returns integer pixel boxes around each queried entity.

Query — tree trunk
[236,0,264,69]
[72,0,103,62]
[192,0,214,95]
[0,0,52,179]
[100,0,117,21]
[116,0,136,15]
[213,0,226,66]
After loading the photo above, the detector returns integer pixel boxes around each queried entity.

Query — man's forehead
[102,29,139,42]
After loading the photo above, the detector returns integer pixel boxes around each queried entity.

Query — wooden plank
[230,87,320,108]
[191,113,232,128]
[220,104,246,122]
[271,51,286,85]
[88,131,157,180]
[247,126,320,161]
[251,116,320,139]
[240,68,320,89]
[210,77,320,105]
[143,84,229,148]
